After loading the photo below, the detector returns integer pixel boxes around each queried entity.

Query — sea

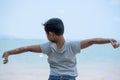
[0,39,120,80]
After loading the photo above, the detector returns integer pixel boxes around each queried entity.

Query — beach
[1,64,120,80]
[0,39,120,80]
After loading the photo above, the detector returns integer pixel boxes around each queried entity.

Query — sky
[0,0,120,40]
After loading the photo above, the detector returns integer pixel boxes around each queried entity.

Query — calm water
[0,39,120,80]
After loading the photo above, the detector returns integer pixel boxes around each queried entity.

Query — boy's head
[43,18,64,36]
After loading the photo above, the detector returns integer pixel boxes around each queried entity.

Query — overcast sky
[0,0,120,40]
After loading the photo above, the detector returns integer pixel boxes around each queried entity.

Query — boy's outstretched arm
[81,38,119,49]
[2,45,42,64]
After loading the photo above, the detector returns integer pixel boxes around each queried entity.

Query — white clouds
[57,9,65,15]
[109,0,120,6]
[113,16,120,23]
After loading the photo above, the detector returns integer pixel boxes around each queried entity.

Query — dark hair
[43,18,64,35]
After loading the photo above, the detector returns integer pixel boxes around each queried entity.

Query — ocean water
[0,39,120,80]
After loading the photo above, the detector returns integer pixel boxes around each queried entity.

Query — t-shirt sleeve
[71,41,81,54]
[40,42,51,55]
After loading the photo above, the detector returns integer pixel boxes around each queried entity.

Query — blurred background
[0,0,120,80]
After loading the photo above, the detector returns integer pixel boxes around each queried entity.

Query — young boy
[2,18,119,80]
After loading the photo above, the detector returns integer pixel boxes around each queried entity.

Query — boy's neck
[55,35,65,49]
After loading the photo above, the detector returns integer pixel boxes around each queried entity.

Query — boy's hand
[110,39,119,48]
[3,57,8,64]
[2,52,9,64]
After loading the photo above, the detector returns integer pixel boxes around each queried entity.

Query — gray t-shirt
[40,41,81,76]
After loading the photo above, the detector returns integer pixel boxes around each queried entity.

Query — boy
[2,18,119,80]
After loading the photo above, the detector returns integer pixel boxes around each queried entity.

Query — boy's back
[40,41,80,76]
